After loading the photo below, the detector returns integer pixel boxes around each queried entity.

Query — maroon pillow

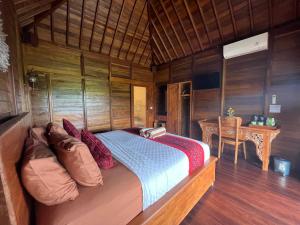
[81,130,114,169]
[63,119,81,140]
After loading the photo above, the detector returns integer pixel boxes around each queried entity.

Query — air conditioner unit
[223,32,268,59]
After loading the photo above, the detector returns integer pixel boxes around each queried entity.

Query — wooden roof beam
[268,0,273,28]
[138,39,150,64]
[89,0,100,50]
[117,0,138,58]
[108,0,125,55]
[125,1,147,60]
[99,0,113,53]
[170,0,194,54]
[183,0,203,50]
[143,50,152,65]
[152,38,165,63]
[151,19,172,60]
[211,0,224,42]
[66,0,70,45]
[79,0,86,49]
[50,12,54,42]
[150,1,179,58]
[248,0,254,33]
[227,0,238,39]
[159,0,186,56]
[196,0,212,45]
[132,23,149,63]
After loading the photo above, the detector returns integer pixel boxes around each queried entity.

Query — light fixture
[26,69,39,90]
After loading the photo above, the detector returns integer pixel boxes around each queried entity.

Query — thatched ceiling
[14,0,300,67]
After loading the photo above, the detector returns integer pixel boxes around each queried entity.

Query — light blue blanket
[95,130,189,209]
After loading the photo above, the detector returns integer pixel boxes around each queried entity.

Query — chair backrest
[218,116,242,142]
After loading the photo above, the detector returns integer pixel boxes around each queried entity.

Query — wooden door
[132,86,147,128]
[167,83,180,134]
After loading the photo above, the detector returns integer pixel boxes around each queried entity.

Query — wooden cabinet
[167,82,191,137]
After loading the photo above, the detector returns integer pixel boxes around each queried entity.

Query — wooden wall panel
[83,54,109,79]
[167,83,180,134]
[85,78,111,131]
[111,82,131,129]
[111,59,130,79]
[132,65,153,82]
[224,51,267,122]
[268,25,300,170]
[154,63,169,83]
[171,56,193,83]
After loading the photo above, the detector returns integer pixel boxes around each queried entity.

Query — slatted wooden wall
[23,41,154,131]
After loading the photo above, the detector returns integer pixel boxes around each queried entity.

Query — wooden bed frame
[0,113,217,225]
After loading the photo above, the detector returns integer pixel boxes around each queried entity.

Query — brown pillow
[50,132,103,186]
[21,137,79,206]
[46,123,68,145]
[30,127,48,146]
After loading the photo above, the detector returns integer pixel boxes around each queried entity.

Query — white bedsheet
[95,130,210,209]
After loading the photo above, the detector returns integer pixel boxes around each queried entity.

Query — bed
[0,113,217,225]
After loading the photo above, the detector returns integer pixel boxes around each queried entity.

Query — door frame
[131,85,148,128]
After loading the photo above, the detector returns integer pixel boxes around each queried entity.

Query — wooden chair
[218,116,247,164]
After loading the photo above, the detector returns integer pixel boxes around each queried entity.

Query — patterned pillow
[81,130,114,169]
[63,119,81,140]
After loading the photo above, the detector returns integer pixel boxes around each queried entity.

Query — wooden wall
[154,22,300,170]
[23,41,154,131]
[0,0,26,118]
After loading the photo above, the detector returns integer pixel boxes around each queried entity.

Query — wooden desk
[198,120,280,171]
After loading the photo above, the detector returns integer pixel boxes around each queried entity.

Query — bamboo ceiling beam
[24,0,67,31]
[211,0,223,42]
[99,0,113,53]
[183,0,203,50]
[66,0,70,45]
[196,0,212,45]
[159,0,186,56]
[227,0,238,39]
[117,0,138,58]
[150,1,179,58]
[248,0,254,33]
[125,1,147,60]
[138,39,150,64]
[89,0,100,51]
[170,0,194,54]
[108,0,125,55]
[268,0,273,28]
[132,22,149,62]
[79,0,86,49]
[151,19,172,61]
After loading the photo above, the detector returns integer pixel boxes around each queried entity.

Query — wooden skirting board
[129,156,217,225]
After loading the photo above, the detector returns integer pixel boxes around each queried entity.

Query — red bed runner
[123,128,205,174]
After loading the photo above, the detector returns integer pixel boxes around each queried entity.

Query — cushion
[81,130,114,169]
[63,119,81,140]
[46,122,68,136]
[21,136,79,206]
[50,132,103,186]
[30,127,48,146]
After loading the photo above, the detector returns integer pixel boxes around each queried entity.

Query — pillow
[30,127,48,146]
[46,122,68,136]
[63,119,81,140]
[50,133,103,186]
[81,130,114,169]
[21,136,79,206]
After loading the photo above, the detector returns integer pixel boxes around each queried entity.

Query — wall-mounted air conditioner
[223,32,268,59]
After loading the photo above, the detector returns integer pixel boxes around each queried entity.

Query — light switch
[269,104,281,113]
[272,95,277,104]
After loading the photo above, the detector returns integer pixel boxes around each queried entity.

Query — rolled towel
[140,128,152,138]
[146,127,166,139]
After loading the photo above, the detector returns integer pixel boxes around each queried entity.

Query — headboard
[0,113,32,225]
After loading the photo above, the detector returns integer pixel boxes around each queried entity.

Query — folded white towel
[146,127,166,139]
[140,128,152,138]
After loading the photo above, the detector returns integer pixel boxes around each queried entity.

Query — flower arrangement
[227,107,235,117]
[0,5,10,72]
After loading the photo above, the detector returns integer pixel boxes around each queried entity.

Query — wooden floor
[181,153,300,225]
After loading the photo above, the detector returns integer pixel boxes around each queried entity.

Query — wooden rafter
[248,0,254,33]
[132,23,149,62]
[227,0,238,39]
[170,0,194,54]
[99,0,113,53]
[150,1,179,58]
[143,50,152,65]
[23,0,67,31]
[138,39,150,64]
[183,0,203,50]
[89,0,100,50]
[152,42,164,64]
[196,0,212,45]
[108,0,125,55]
[151,20,171,60]
[211,0,223,42]
[50,12,54,42]
[125,1,147,60]
[152,35,166,62]
[117,0,138,58]
[66,0,70,45]
[152,49,161,65]
[159,0,186,56]
[79,0,85,48]
[268,0,273,28]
